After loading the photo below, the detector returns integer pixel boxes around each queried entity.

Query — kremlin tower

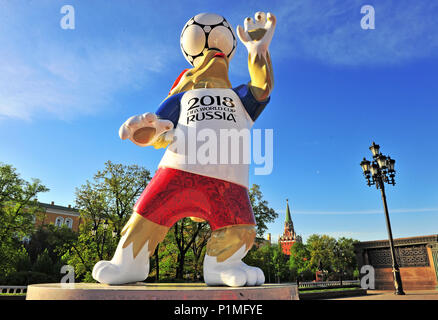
[278,199,299,255]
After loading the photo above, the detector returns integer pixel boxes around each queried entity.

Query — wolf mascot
[93,12,276,287]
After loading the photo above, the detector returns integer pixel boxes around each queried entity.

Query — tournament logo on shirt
[186,94,237,124]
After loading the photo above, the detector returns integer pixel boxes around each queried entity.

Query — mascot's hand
[119,112,173,147]
[236,12,276,58]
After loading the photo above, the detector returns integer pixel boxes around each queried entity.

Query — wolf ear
[168,69,189,95]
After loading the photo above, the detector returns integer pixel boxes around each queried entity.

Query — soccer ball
[180,13,237,67]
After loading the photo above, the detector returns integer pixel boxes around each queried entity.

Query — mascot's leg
[203,225,265,287]
[92,213,168,285]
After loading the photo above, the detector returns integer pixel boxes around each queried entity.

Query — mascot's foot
[92,237,151,285]
[92,259,149,285]
[92,214,168,285]
[203,246,265,287]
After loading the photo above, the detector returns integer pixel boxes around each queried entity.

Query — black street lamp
[360,142,405,295]
[334,243,345,286]
[90,219,112,260]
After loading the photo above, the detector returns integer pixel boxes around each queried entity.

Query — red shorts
[133,167,255,231]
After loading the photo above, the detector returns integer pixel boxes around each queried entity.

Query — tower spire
[285,199,292,224]
[284,199,295,236]
[279,198,297,255]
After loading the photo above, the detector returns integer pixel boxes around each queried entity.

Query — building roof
[38,201,80,216]
[354,234,438,249]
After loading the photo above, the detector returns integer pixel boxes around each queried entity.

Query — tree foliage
[75,160,151,237]
[0,163,49,276]
[245,234,360,283]
[332,237,360,281]
[306,234,337,274]
[305,234,359,281]
[0,161,361,285]
[248,184,278,238]
[63,161,151,281]
[288,241,313,281]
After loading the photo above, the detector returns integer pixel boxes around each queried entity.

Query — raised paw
[119,112,174,147]
[236,11,276,56]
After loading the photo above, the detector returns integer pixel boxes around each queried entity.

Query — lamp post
[360,142,405,295]
[334,243,345,286]
[90,219,112,260]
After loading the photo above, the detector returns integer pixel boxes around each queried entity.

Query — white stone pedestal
[26,282,299,300]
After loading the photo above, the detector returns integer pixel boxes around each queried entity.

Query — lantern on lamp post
[360,142,405,295]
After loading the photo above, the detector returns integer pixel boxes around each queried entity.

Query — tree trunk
[340,269,343,286]
[193,257,199,281]
[176,254,185,280]
[155,245,159,282]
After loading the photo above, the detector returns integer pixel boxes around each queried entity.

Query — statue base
[26,282,299,300]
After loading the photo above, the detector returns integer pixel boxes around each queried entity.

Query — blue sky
[1,0,437,243]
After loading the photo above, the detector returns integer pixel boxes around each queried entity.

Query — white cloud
[0,1,174,122]
[0,39,170,121]
[267,0,438,66]
[1,1,437,121]
[222,1,438,77]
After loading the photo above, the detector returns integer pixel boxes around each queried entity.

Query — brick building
[35,201,82,232]
[354,235,438,290]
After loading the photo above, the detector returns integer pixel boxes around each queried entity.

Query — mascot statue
[92,12,276,287]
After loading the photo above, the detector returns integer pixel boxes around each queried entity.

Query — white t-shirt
[156,85,270,188]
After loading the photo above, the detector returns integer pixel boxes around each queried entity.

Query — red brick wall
[36,212,82,232]
[280,240,295,255]
[374,248,437,290]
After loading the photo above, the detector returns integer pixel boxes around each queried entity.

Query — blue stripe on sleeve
[155,92,184,128]
[232,84,270,122]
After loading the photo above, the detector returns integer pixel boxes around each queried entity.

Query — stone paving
[330,290,438,300]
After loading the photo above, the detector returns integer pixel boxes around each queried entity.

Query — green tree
[271,244,290,282]
[245,235,360,284]
[153,231,179,281]
[173,218,208,280]
[26,224,77,265]
[244,243,276,283]
[249,184,278,238]
[288,241,313,281]
[332,237,359,283]
[33,249,56,275]
[14,246,32,272]
[306,234,337,279]
[75,161,151,240]
[63,161,151,281]
[306,234,359,281]
[0,163,49,276]
[189,222,211,281]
